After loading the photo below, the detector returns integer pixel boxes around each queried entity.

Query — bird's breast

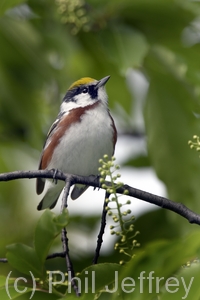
[45,103,116,176]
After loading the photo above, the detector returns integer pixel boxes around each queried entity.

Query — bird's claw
[93,175,101,191]
[52,169,59,184]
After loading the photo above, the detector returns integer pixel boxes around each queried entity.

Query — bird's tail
[37,181,64,210]
[71,184,89,200]
[37,182,89,210]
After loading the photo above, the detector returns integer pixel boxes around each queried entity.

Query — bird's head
[60,76,110,112]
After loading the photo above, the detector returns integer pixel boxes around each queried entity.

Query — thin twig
[60,177,80,297]
[3,252,70,261]
[93,191,110,264]
[46,252,66,259]
[0,258,8,263]
[61,228,80,296]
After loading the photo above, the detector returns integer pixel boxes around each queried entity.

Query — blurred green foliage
[1,0,200,299]
[1,211,200,299]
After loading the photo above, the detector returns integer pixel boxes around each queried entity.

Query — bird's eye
[82,87,88,94]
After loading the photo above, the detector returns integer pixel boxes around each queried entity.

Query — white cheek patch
[74,93,96,106]
[60,101,77,113]
[60,93,96,113]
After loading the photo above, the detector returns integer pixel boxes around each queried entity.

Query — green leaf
[98,24,148,74]
[113,231,200,299]
[0,286,32,299]
[124,154,150,168]
[0,274,61,300]
[5,210,69,281]
[34,209,69,263]
[78,263,121,294]
[0,0,25,16]
[0,276,6,287]
[161,263,200,300]
[117,0,194,47]
[144,46,200,210]
[6,243,43,278]
[134,209,182,246]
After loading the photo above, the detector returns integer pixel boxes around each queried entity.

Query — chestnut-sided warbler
[36,76,117,210]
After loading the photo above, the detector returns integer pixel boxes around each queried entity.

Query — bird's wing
[36,112,64,194]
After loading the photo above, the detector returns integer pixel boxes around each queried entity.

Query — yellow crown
[69,77,96,90]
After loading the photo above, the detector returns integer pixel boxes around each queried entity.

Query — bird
[36,75,117,210]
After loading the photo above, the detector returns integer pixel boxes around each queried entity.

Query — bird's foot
[52,169,59,184]
[92,174,101,191]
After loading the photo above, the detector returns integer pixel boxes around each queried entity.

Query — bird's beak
[95,75,110,89]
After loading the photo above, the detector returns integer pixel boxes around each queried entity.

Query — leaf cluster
[1,211,200,299]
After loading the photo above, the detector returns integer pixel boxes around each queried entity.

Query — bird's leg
[52,168,59,184]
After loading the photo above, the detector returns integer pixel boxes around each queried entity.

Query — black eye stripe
[88,85,98,99]
[63,89,77,102]
[63,84,98,102]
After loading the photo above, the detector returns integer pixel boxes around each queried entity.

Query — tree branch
[0,169,200,225]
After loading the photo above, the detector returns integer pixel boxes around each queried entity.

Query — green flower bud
[121,235,126,242]
[123,189,129,195]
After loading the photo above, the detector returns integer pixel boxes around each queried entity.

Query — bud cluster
[188,135,200,152]
[99,155,140,263]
